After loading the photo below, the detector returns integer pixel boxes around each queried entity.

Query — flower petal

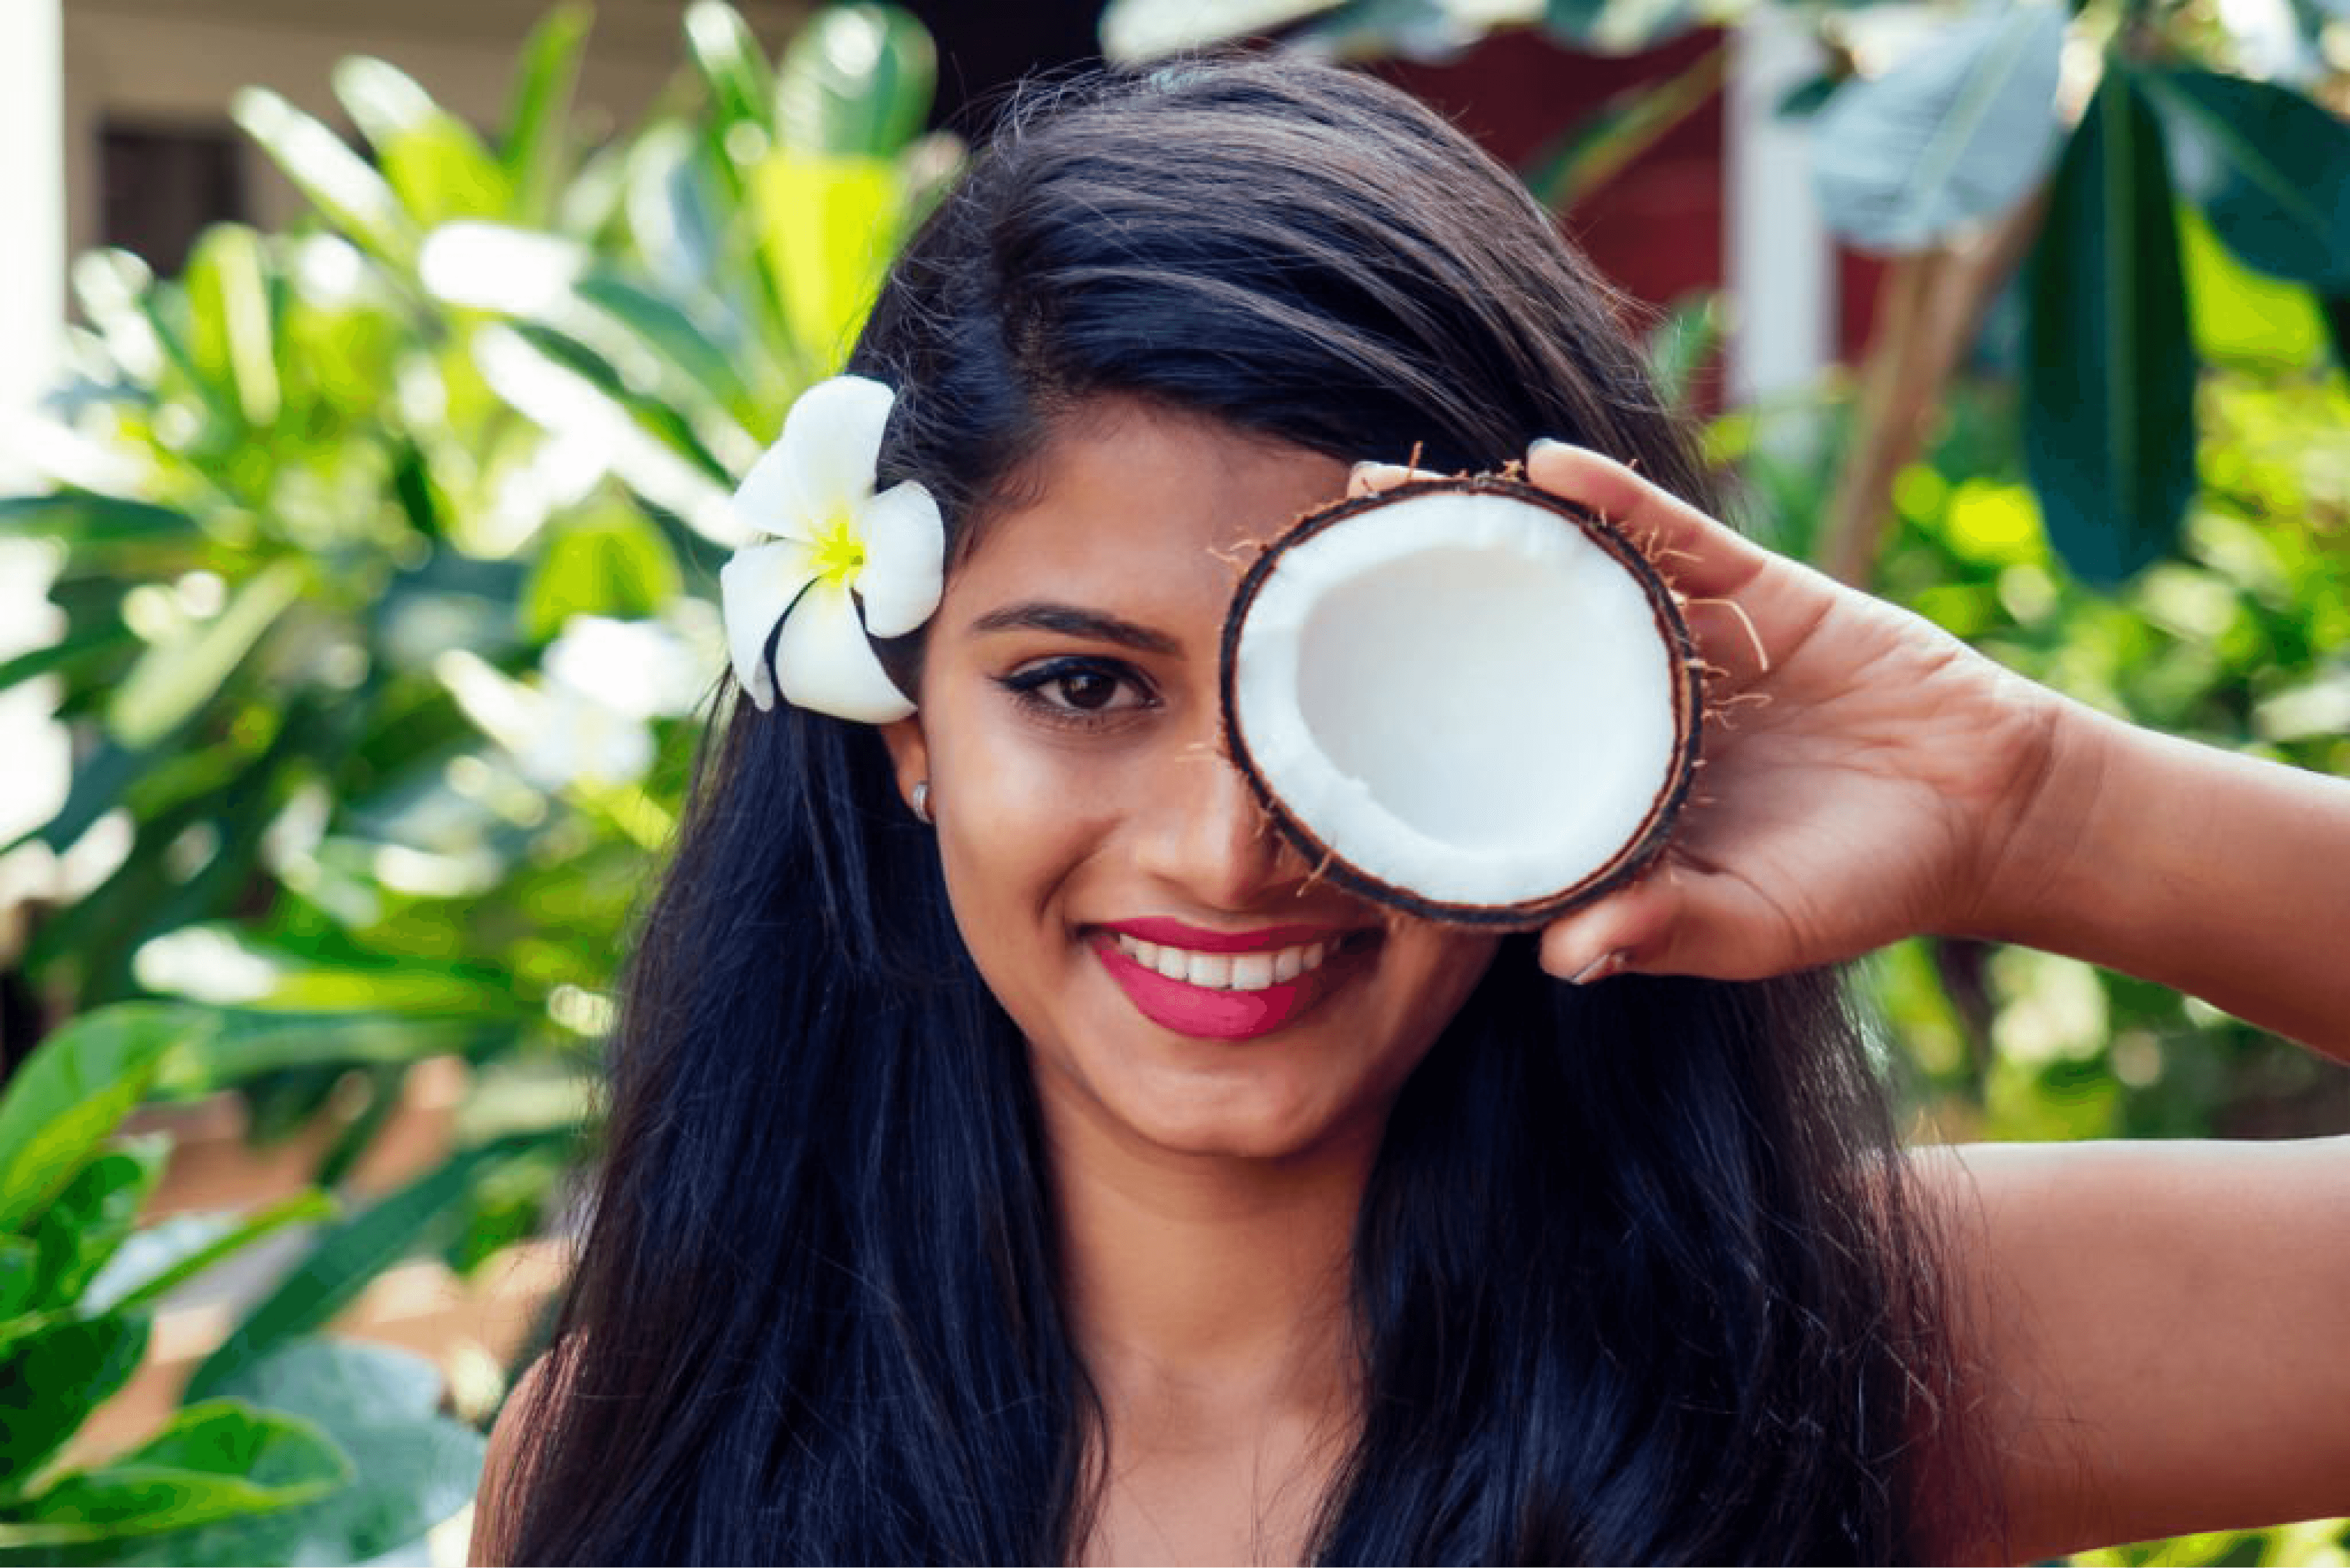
[729,437,814,545]
[855,480,946,638]
[778,374,895,522]
[773,577,915,723]
[719,538,819,711]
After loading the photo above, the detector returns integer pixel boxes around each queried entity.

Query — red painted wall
[1375,24,1880,370]
[1376,26,1727,319]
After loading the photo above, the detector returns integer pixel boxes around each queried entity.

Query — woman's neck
[1046,1102,1376,1563]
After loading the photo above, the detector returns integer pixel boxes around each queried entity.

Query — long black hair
[503,58,1991,1564]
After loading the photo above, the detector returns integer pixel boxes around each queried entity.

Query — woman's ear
[880,717,930,818]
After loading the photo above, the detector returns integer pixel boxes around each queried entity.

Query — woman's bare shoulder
[1909,1137,2350,1562]
[469,1354,564,1567]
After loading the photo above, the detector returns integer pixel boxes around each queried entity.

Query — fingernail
[1529,437,1571,456]
[1567,949,1625,985]
[1349,460,1383,482]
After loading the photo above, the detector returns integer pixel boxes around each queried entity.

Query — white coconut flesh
[1225,483,1694,919]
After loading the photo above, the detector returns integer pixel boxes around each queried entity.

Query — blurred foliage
[1,0,946,1267]
[0,1006,477,1564]
[0,0,945,1543]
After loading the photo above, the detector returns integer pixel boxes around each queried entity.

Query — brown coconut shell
[1217,474,1704,927]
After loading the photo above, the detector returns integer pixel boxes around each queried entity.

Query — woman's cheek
[930,712,1124,921]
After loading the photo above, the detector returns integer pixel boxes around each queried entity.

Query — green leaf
[0,495,198,553]
[155,1012,500,1097]
[13,739,141,858]
[0,625,136,698]
[775,5,936,158]
[6,1402,347,1547]
[209,1337,443,1426]
[104,559,303,749]
[30,1146,168,1309]
[231,88,417,266]
[332,52,439,146]
[181,226,283,428]
[522,505,685,639]
[684,1,775,141]
[1775,73,1839,121]
[572,272,755,414]
[502,4,592,225]
[184,1135,549,1401]
[254,957,528,1018]
[83,1192,338,1316]
[1810,2,2067,252]
[754,151,902,371]
[0,1005,200,1236]
[496,323,735,485]
[310,1067,405,1192]
[624,122,728,307]
[2179,204,2326,372]
[2023,70,2199,588]
[0,1314,149,1485]
[133,1343,483,1567]
[337,58,514,227]
[2324,294,2350,374]
[126,285,237,433]
[0,1240,35,1321]
[2143,67,2350,291]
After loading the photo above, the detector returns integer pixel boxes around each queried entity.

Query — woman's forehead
[944,400,1351,629]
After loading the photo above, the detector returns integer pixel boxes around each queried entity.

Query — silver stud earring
[911,780,932,825]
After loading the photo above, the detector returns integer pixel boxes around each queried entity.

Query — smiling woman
[475,54,2350,1568]
[888,405,1498,1167]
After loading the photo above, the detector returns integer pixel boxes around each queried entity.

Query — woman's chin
[1052,1049,1398,1168]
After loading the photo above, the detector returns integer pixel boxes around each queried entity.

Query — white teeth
[1112,933,1344,991]
[1187,952,1234,989]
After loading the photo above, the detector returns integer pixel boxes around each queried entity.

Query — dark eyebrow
[966,602,1183,656]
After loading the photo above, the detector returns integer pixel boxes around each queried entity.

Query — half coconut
[1219,475,1702,925]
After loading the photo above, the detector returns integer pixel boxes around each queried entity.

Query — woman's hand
[1357,442,2073,984]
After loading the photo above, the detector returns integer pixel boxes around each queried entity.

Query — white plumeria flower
[719,375,944,722]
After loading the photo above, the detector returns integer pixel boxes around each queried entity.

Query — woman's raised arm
[1509,441,2350,1058]
[1480,442,2350,1559]
[1928,1133,2350,1561]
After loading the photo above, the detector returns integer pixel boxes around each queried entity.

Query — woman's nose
[1132,745,1301,912]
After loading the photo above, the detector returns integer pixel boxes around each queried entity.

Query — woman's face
[884,400,1499,1165]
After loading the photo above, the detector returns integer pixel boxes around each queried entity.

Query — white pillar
[0,0,65,490]
[0,0,72,958]
[1725,4,1835,408]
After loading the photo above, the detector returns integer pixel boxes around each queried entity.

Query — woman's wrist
[1949,684,2109,950]
[1952,696,2350,1057]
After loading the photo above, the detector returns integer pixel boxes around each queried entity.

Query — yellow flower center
[811,512,866,586]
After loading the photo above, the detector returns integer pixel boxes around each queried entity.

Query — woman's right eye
[998,657,1155,726]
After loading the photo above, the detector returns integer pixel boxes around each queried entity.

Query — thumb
[1537,861,1799,983]
[1536,875,1684,984]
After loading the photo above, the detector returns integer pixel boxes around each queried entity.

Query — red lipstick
[1091,922,1370,1042]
